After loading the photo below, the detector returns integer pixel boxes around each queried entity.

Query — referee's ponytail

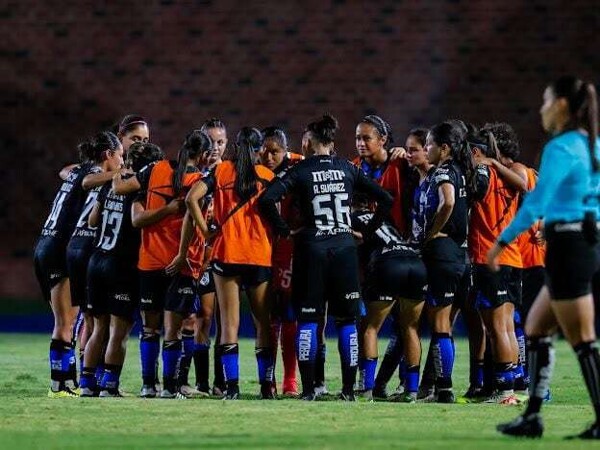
[551,76,599,172]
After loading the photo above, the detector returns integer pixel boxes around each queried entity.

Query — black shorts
[363,254,427,302]
[66,238,95,309]
[87,252,138,320]
[139,269,173,312]
[33,236,68,303]
[521,266,545,318]
[473,264,522,309]
[422,238,466,308]
[545,225,597,299]
[292,243,361,321]
[197,269,216,297]
[165,275,199,315]
[211,261,271,287]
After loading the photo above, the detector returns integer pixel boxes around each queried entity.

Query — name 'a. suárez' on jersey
[313,182,345,194]
[311,169,346,183]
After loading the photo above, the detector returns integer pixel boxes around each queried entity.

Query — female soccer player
[186,127,275,400]
[420,121,475,403]
[114,115,150,153]
[82,142,164,396]
[353,194,427,402]
[259,126,303,396]
[113,129,210,398]
[259,114,393,401]
[34,131,123,397]
[490,76,600,439]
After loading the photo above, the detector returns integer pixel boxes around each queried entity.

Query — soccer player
[420,121,475,403]
[490,76,600,439]
[186,127,275,400]
[353,194,427,402]
[114,115,150,152]
[260,126,303,396]
[259,114,393,401]
[82,142,164,397]
[113,130,210,398]
[34,132,123,398]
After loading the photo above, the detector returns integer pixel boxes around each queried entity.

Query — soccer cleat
[484,391,520,405]
[179,384,202,398]
[140,384,157,398]
[456,386,486,404]
[282,379,298,397]
[48,387,78,398]
[358,390,374,402]
[79,387,99,397]
[194,383,211,398]
[212,385,226,398]
[339,391,357,402]
[497,414,543,438]
[223,386,240,400]
[260,382,276,400]
[436,389,455,404]
[514,390,530,404]
[417,385,435,401]
[160,388,177,399]
[391,392,417,403]
[372,385,388,400]
[99,389,124,398]
[313,383,329,397]
[393,382,405,396]
[300,391,316,401]
[566,423,600,440]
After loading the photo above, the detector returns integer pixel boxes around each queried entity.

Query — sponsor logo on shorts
[49,272,63,280]
[497,290,508,296]
[177,287,194,295]
[114,294,130,302]
[345,292,360,300]
[444,292,454,298]
[200,272,210,286]
[301,307,316,313]
[140,298,152,304]
[378,295,394,302]
[86,303,93,309]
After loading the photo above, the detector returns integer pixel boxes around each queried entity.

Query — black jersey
[41,163,95,240]
[352,210,419,266]
[95,183,140,263]
[69,166,103,243]
[259,155,393,245]
[424,159,469,247]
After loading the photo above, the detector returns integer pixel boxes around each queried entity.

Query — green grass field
[0,334,597,449]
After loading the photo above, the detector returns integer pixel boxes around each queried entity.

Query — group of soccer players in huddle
[33,111,543,406]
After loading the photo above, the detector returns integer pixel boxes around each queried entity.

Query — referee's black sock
[524,336,555,416]
[314,343,326,387]
[574,341,600,425]
[375,332,402,389]
[420,341,435,391]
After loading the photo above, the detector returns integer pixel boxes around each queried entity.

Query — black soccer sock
[375,332,402,388]
[314,343,326,387]
[525,336,555,416]
[420,341,435,390]
[469,358,485,389]
[178,330,194,386]
[193,343,210,388]
[483,335,495,393]
[574,341,600,424]
[213,343,225,389]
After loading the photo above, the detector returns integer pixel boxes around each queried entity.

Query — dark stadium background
[1,1,598,333]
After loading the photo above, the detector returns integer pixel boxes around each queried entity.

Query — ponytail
[173,130,212,196]
[584,83,599,172]
[77,131,120,164]
[234,127,263,201]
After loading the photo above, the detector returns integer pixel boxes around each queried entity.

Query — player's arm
[354,168,393,235]
[489,159,527,192]
[166,211,195,276]
[426,183,455,242]
[185,180,212,238]
[59,164,78,181]
[88,201,103,228]
[83,170,121,191]
[258,172,296,237]
[131,198,182,229]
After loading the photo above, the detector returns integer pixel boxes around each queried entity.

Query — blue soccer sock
[337,320,359,394]
[255,347,275,385]
[100,364,122,392]
[162,339,182,392]
[405,365,420,394]
[49,339,71,390]
[362,357,378,391]
[514,310,529,389]
[431,332,454,390]
[494,362,515,392]
[221,343,240,392]
[140,331,160,386]
[297,322,318,394]
[470,358,485,389]
[80,366,97,391]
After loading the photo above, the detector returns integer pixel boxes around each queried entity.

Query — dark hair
[77,131,121,163]
[430,121,477,197]
[306,114,338,146]
[233,127,263,201]
[482,122,520,161]
[127,142,165,173]
[361,115,394,150]
[407,127,429,147]
[466,126,498,159]
[550,76,599,171]
[113,115,148,136]
[201,117,227,133]
[173,130,213,196]
[262,126,288,150]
